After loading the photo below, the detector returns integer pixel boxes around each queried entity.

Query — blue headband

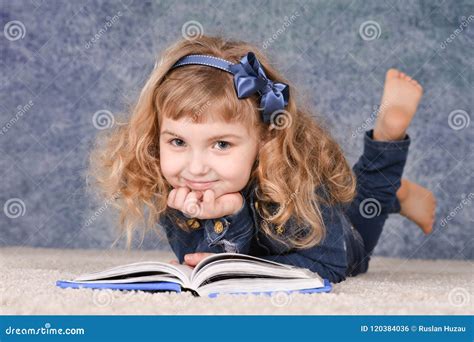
[170,52,290,124]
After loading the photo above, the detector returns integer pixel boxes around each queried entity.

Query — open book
[56,253,331,297]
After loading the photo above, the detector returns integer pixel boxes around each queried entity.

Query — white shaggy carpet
[1,247,472,315]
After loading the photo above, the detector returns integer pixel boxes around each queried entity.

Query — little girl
[89,35,436,283]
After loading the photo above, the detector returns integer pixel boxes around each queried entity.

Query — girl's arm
[257,200,350,284]
[160,192,255,264]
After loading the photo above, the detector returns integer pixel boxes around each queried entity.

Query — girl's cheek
[160,153,182,180]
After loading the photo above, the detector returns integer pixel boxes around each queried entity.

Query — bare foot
[373,69,424,141]
[396,179,436,234]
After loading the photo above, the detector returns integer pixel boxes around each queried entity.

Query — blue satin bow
[229,52,289,123]
[171,52,290,124]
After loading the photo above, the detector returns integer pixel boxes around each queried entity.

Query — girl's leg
[396,178,436,235]
[344,68,423,266]
[345,129,411,255]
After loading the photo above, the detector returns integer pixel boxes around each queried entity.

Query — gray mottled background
[1,0,472,260]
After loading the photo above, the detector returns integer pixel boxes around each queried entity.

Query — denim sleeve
[257,201,349,284]
[204,192,255,254]
[159,191,255,263]
[159,211,205,263]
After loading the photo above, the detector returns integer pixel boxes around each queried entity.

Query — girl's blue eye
[169,138,185,147]
[215,141,231,150]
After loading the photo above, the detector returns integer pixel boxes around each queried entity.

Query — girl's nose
[188,154,209,175]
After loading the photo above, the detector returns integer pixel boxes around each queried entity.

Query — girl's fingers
[186,191,199,202]
[201,189,215,217]
[184,253,214,266]
[203,189,215,204]
[183,191,201,217]
[174,187,191,208]
[167,189,177,208]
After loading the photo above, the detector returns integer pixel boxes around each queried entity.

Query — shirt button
[214,220,224,234]
[186,218,200,230]
[275,225,285,235]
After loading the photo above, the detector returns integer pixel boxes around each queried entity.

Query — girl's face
[159,116,260,198]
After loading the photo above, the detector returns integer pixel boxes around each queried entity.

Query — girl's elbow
[327,269,347,283]
[310,263,347,284]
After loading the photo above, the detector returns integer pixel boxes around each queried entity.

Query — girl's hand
[184,253,215,267]
[167,187,243,220]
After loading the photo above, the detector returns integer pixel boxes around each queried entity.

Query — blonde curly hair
[87,34,356,249]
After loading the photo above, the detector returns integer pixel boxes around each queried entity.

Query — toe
[422,219,434,234]
[410,79,424,92]
[386,68,400,79]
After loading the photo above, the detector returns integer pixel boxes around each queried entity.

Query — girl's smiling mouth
[183,178,218,190]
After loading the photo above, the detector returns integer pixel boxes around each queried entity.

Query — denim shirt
[159,129,411,284]
[159,181,351,283]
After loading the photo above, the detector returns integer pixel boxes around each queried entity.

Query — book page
[191,253,297,280]
[65,274,187,287]
[191,260,317,288]
[74,261,194,287]
[190,253,320,290]
[197,277,325,297]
